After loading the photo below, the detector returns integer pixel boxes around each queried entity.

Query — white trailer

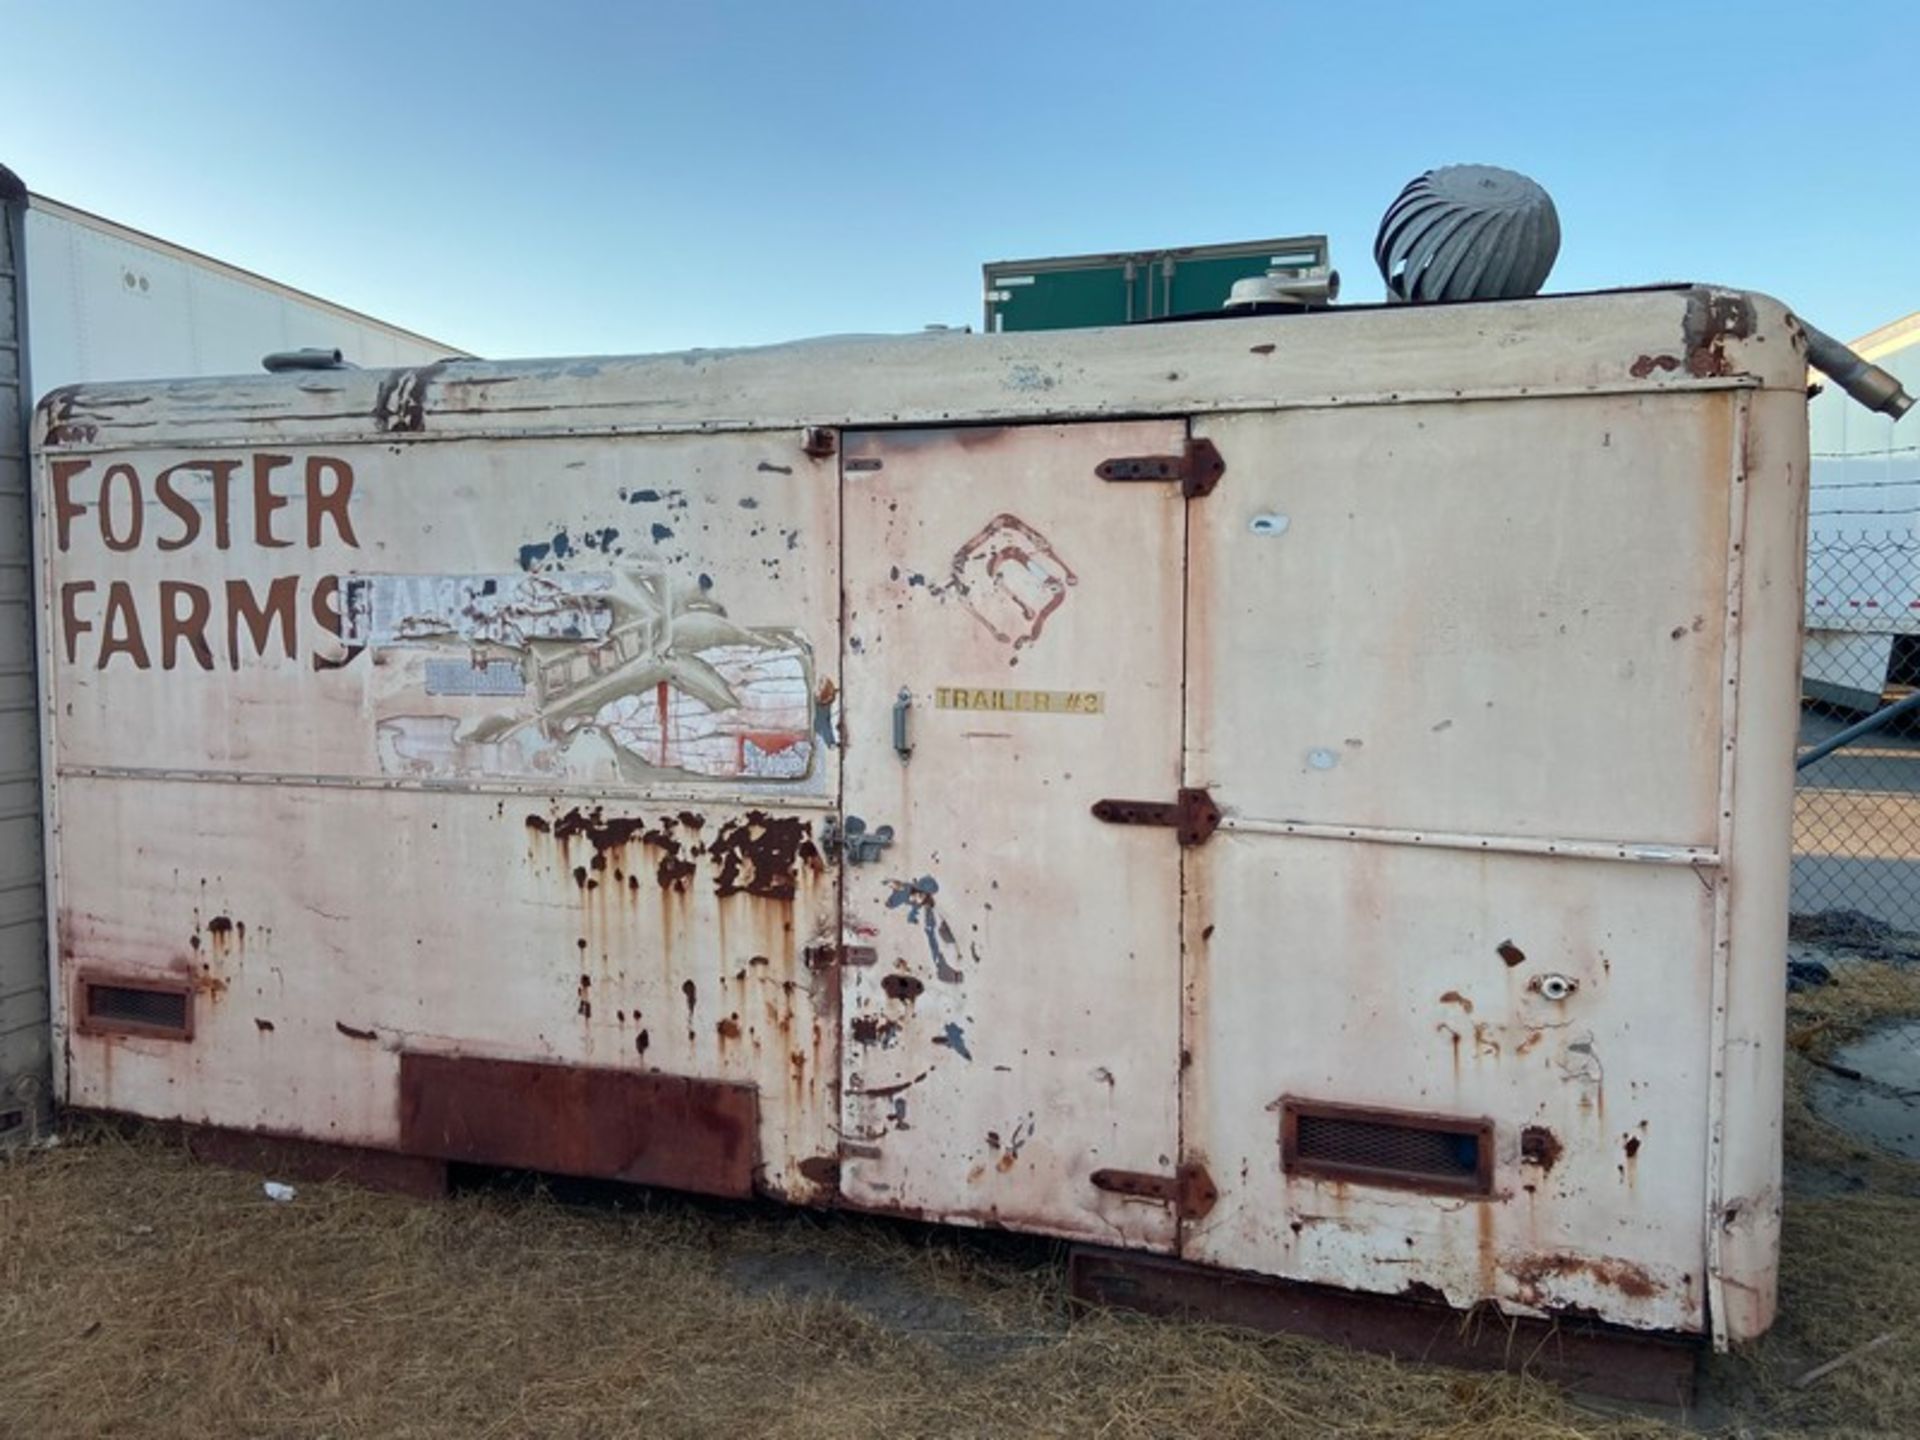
[1803,311,1920,709]
[33,285,1808,1396]
[0,164,461,1146]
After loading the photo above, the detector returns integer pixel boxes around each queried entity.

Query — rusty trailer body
[33,287,1805,1360]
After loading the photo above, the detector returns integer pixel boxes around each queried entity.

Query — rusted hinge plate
[1095,437,1224,499]
[1091,1162,1218,1221]
[1091,787,1221,846]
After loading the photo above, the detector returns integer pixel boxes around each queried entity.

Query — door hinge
[1090,1162,1219,1221]
[1090,787,1221,846]
[1095,437,1224,499]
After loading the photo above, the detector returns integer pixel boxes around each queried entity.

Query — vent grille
[1282,1099,1492,1196]
[81,978,192,1040]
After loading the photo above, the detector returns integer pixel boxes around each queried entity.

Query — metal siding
[837,422,1186,1248]
[1181,386,1799,1341]
[1186,397,1731,847]
[1181,834,1713,1332]
[1711,386,1807,1342]
[0,181,48,1143]
[49,430,843,1198]
[21,206,455,396]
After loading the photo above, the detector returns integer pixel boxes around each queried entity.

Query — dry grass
[2,964,1919,1440]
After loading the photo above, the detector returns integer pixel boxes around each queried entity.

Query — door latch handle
[828,814,892,866]
[893,687,914,762]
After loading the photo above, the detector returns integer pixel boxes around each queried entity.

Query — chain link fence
[1792,530,1920,929]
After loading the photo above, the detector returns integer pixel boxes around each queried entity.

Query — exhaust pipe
[1803,323,1913,419]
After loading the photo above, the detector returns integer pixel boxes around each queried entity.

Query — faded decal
[423,658,528,697]
[374,557,813,785]
[342,573,612,649]
[934,686,1102,715]
[952,513,1075,649]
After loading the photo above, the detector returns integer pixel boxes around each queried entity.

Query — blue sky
[3,0,1915,357]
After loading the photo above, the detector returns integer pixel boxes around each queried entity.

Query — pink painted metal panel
[836,422,1187,1248]
[47,431,843,1201]
[1180,834,1714,1333]
[1185,396,1733,849]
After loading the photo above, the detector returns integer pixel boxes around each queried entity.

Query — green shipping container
[983,235,1328,333]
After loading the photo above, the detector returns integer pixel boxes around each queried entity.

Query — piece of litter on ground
[128,1224,154,1237]
[263,1181,297,1203]
[1793,1330,1897,1387]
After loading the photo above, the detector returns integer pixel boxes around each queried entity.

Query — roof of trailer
[35,285,1804,454]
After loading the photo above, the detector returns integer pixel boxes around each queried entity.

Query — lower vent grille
[80,978,193,1040]
[1282,1099,1492,1196]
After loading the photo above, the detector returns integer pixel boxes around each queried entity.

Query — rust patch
[39,389,102,447]
[1624,1135,1642,1159]
[335,1021,376,1041]
[1089,1162,1219,1220]
[543,806,702,890]
[254,1018,275,1033]
[797,1154,840,1188]
[850,1014,899,1047]
[1508,1252,1663,1303]
[1497,940,1526,968]
[1680,289,1756,380]
[1629,354,1681,379]
[716,1015,741,1040]
[1439,990,1474,1014]
[708,811,821,900]
[1521,1125,1563,1172]
[880,973,924,1003]
[1067,1249,1698,1407]
[398,1053,759,1198]
[370,360,451,433]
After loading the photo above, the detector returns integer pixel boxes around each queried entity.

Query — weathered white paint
[34,285,1805,1344]
[21,195,459,393]
[36,288,1801,451]
[837,422,1186,1249]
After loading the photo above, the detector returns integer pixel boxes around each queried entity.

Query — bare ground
[3,961,1919,1439]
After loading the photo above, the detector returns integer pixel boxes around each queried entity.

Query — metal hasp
[822,814,894,865]
[1096,437,1225,499]
[1090,787,1222,846]
[1065,1248,1700,1407]
[1089,1162,1219,1220]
